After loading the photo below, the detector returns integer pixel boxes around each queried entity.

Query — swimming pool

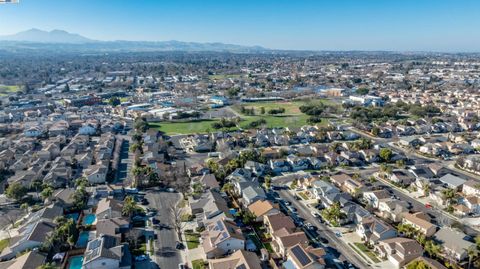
[68,255,84,269]
[76,231,90,248]
[83,214,97,225]
[66,213,80,222]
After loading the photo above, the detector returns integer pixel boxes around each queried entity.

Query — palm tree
[122,196,138,217]
[467,246,479,269]
[40,186,54,200]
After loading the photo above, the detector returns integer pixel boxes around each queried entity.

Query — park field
[0,85,21,96]
[149,100,335,135]
[208,74,242,80]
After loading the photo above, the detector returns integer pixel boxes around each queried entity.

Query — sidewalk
[181,220,206,267]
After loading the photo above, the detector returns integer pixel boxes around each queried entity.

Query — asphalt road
[278,189,370,269]
[145,191,183,269]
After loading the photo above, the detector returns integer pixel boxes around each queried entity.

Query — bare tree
[167,200,188,240]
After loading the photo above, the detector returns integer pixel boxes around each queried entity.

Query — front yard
[353,242,381,263]
[0,239,9,252]
[191,259,207,269]
[185,231,201,249]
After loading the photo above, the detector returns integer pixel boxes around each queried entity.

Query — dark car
[319,237,329,244]
[176,241,185,250]
[141,199,149,205]
[152,218,160,224]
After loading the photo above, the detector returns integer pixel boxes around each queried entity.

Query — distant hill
[0,29,268,53]
[0,28,95,43]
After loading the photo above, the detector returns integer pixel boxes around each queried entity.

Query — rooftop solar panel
[291,245,311,266]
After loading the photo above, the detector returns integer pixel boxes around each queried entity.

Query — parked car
[318,237,329,244]
[176,241,185,250]
[135,255,148,261]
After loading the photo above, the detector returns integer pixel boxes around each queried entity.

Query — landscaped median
[0,238,9,253]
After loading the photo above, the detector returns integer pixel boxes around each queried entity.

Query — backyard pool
[82,214,97,225]
[68,255,84,269]
[76,231,91,248]
[66,213,79,222]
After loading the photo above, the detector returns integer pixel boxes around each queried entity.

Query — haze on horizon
[0,0,479,52]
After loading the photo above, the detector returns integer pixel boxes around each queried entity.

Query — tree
[260,107,265,114]
[221,182,234,194]
[122,195,139,217]
[109,97,121,107]
[75,177,89,188]
[168,201,188,240]
[467,246,479,269]
[242,211,256,225]
[5,182,27,201]
[321,202,345,227]
[424,240,441,258]
[20,202,29,214]
[441,188,457,206]
[71,185,88,210]
[356,88,369,95]
[379,148,393,162]
[264,176,271,189]
[406,259,431,269]
[40,186,54,200]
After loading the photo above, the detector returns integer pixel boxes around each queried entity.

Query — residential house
[402,212,437,237]
[0,220,56,260]
[388,170,415,186]
[269,159,291,174]
[95,217,130,240]
[462,180,480,197]
[0,250,46,269]
[84,164,108,184]
[264,213,296,236]
[283,244,326,269]
[247,200,280,222]
[356,216,397,245]
[438,174,466,190]
[96,198,123,220]
[83,234,132,269]
[363,190,391,209]
[375,237,423,269]
[208,249,261,269]
[271,228,309,258]
[377,199,409,222]
[190,190,232,227]
[434,227,475,261]
[242,185,266,206]
[201,219,245,258]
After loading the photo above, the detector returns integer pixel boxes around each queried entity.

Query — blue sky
[0,0,479,51]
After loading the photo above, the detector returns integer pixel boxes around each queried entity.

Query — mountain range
[0,28,267,52]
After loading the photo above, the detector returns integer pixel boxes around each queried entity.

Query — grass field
[0,239,9,252]
[149,100,334,135]
[208,74,242,80]
[0,85,20,96]
[149,120,237,135]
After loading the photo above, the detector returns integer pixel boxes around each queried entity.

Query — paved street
[115,135,133,186]
[145,191,184,269]
[278,189,371,269]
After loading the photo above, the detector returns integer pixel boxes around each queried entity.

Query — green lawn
[185,232,200,249]
[148,99,335,135]
[149,120,237,135]
[191,259,207,269]
[353,242,381,263]
[0,85,20,96]
[0,239,9,252]
[233,100,340,115]
[264,242,274,253]
[208,74,242,80]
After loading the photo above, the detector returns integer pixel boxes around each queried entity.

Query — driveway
[145,191,184,269]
